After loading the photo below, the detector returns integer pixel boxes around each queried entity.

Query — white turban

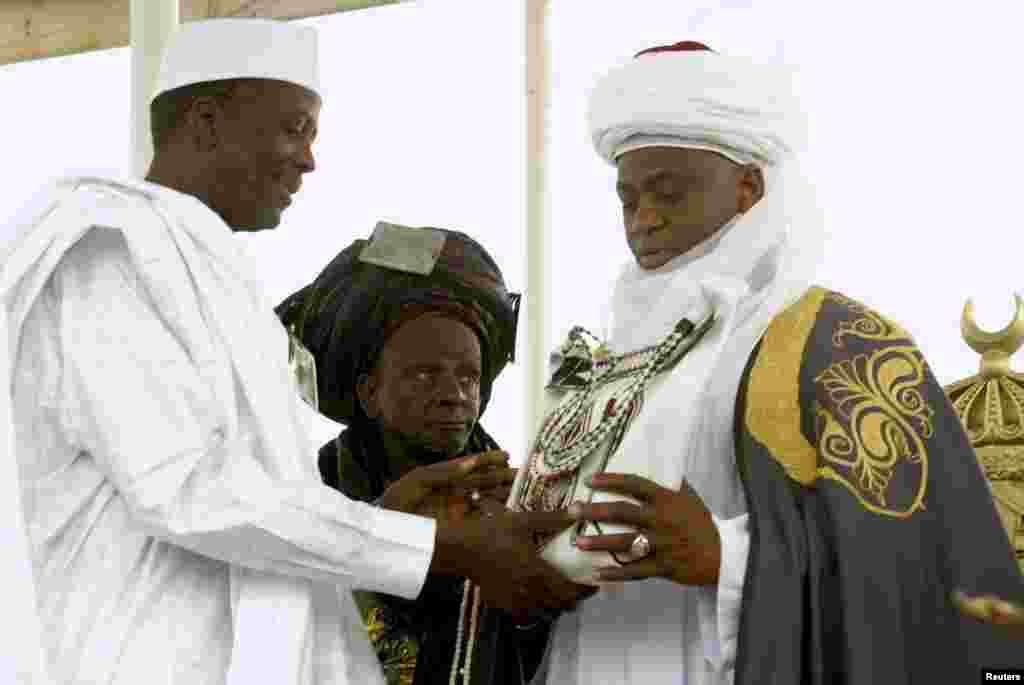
[587,47,806,167]
[585,44,822,294]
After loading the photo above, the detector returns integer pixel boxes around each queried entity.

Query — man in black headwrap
[277,224,556,685]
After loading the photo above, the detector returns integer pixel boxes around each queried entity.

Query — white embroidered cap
[152,18,320,102]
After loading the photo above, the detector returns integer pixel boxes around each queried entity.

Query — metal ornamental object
[945,294,1024,571]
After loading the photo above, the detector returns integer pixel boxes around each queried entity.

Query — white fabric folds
[586,47,822,296]
[0,309,49,684]
[0,176,434,684]
[587,49,806,167]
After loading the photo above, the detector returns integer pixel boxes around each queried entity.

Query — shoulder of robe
[52,183,168,281]
[808,288,918,346]
[750,285,921,380]
[739,286,827,486]
[743,286,935,511]
[68,181,163,236]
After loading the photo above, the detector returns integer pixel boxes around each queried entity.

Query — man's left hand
[954,590,1024,638]
[570,473,721,587]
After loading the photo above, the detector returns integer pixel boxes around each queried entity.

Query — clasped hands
[378,450,586,618]
[380,453,722,619]
[380,454,1024,641]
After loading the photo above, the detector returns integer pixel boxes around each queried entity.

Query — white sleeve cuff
[697,512,750,673]
[356,506,436,600]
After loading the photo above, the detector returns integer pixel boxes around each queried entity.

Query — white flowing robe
[530,260,756,685]
[530,169,817,685]
[535,44,821,684]
[4,177,436,685]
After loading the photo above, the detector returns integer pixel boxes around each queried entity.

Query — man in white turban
[511,41,1024,684]
[0,18,583,685]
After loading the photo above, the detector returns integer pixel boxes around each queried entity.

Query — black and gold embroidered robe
[733,287,1024,683]
[318,428,551,685]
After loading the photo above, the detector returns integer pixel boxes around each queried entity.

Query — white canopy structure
[0,1,406,66]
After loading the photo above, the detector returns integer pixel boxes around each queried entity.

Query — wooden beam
[0,0,404,67]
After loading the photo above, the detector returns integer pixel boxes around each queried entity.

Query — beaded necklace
[448,579,481,685]
[447,312,715,685]
[518,311,716,513]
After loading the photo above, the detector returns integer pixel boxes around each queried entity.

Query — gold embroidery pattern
[365,607,417,685]
[826,292,912,348]
[744,287,825,486]
[814,345,932,517]
[746,288,932,517]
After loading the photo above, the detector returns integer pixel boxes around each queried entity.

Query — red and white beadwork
[515,312,716,516]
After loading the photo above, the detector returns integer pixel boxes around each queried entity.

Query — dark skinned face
[357,315,483,457]
[615,146,764,270]
[188,80,320,231]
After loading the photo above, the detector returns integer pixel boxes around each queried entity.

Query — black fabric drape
[323,422,551,685]
[733,289,1024,684]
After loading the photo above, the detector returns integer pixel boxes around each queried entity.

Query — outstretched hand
[377,450,515,521]
[569,473,721,586]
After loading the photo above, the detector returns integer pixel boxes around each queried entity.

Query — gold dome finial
[961,294,1024,378]
[947,295,1024,571]
[947,294,1024,449]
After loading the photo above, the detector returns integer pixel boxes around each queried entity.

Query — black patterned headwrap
[275,228,520,427]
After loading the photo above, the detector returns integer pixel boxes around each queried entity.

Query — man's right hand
[954,590,1024,638]
[431,510,594,614]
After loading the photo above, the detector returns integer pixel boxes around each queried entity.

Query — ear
[356,372,379,419]
[736,164,765,213]
[183,96,226,152]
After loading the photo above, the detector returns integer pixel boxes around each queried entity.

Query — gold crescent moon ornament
[961,294,1024,377]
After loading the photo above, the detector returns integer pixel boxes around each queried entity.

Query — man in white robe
[525,39,1022,684]
[0,18,582,685]
[526,40,779,685]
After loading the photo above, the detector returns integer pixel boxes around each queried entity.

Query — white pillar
[131,0,179,178]
[524,0,551,440]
